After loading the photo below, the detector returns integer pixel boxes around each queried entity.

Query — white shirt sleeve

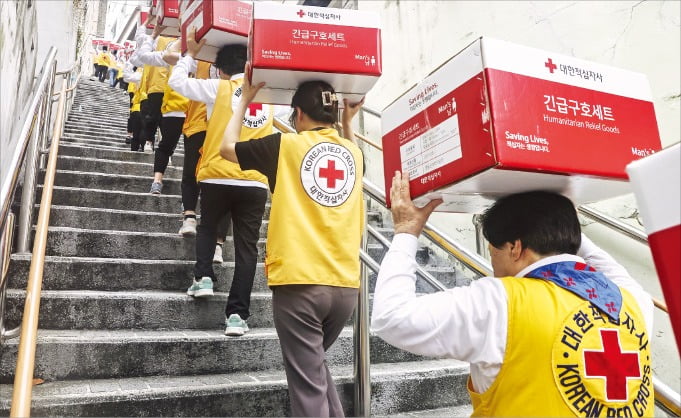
[371,233,508,365]
[132,33,168,68]
[578,233,654,334]
[168,55,219,104]
[122,62,141,83]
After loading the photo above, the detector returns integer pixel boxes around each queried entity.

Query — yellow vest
[97,52,112,67]
[161,68,189,115]
[196,78,273,183]
[146,36,173,94]
[469,277,654,417]
[182,61,211,137]
[266,129,364,288]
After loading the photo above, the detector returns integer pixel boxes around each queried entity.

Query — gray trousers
[272,284,358,417]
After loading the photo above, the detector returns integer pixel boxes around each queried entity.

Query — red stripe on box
[251,19,381,76]
[648,224,681,355]
[486,68,661,179]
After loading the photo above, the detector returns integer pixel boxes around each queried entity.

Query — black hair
[290,80,338,125]
[112,50,118,56]
[481,191,581,255]
[214,44,246,76]
[102,46,108,51]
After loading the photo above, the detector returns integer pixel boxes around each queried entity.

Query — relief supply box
[181,0,251,63]
[248,2,382,105]
[157,0,181,37]
[626,144,681,354]
[179,0,197,16]
[140,9,155,35]
[382,37,661,213]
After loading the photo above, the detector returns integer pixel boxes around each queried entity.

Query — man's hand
[143,14,155,28]
[239,62,265,105]
[342,97,364,125]
[185,27,206,59]
[152,22,166,39]
[390,171,442,236]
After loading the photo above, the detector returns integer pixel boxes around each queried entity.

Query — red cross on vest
[545,58,557,73]
[583,329,641,401]
[319,159,344,189]
[247,103,262,117]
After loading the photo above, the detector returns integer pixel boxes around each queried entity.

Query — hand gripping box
[382,37,661,212]
[626,143,681,355]
[180,0,251,63]
[140,9,155,35]
[248,2,382,105]
[157,0,181,37]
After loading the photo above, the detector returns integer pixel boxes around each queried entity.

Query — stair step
[39,227,267,260]
[0,328,425,382]
[7,255,269,292]
[59,143,183,165]
[0,360,470,416]
[57,155,183,179]
[4,289,274,330]
[43,169,183,195]
[42,205,267,236]
[43,185,211,213]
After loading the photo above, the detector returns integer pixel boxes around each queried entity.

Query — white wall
[0,0,39,194]
[355,0,680,387]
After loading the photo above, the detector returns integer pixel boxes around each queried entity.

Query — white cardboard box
[626,143,680,352]
[248,2,382,105]
[157,0,181,37]
[381,37,662,213]
[180,0,251,63]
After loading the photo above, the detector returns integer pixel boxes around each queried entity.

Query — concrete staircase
[0,79,472,416]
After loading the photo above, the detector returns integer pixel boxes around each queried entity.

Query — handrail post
[16,111,42,254]
[0,213,17,343]
[353,199,371,417]
[472,214,490,261]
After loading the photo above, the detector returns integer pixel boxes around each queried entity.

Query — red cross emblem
[584,329,641,401]
[574,262,596,272]
[247,103,262,117]
[545,58,557,73]
[318,159,345,189]
[606,302,618,313]
[586,288,598,299]
[297,9,305,18]
[541,271,554,278]
[563,277,576,287]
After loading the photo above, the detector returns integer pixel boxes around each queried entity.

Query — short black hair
[102,46,108,51]
[481,191,581,255]
[290,80,338,124]
[214,44,246,76]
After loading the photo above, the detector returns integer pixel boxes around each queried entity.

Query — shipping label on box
[249,2,382,105]
[181,0,251,63]
[382,37,661,212]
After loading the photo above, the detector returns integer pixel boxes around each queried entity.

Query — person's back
[372,188,655,416]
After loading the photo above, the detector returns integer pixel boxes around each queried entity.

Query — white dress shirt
[371,233,654,394]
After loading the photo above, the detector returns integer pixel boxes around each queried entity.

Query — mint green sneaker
[224,314,249,336]
[187,277,213,297]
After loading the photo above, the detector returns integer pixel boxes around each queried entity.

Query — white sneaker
[179,217,197,237]
[213,244,224,264]
[225,314,249,336]
[145,142,153,153]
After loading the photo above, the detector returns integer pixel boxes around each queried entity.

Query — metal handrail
[10,70,70,418]
[355,105,679,414]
